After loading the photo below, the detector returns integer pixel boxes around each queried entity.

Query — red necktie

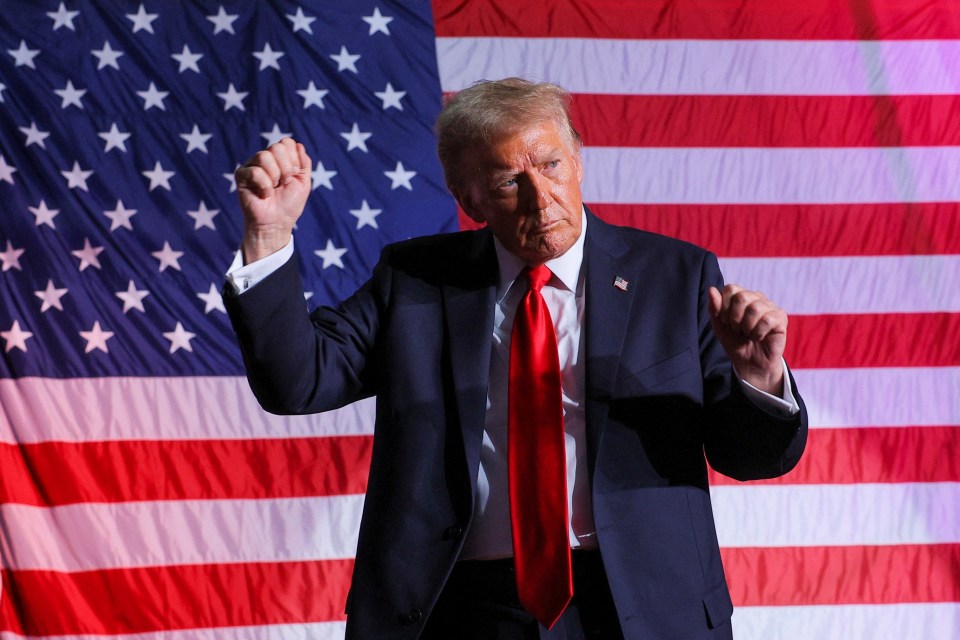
[508,265,573,629]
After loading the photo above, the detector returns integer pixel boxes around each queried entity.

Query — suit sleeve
[697,251,809,481]
[223,250,388,415]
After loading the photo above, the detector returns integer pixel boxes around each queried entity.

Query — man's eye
[547,160,560,169]
[499,178,516,188]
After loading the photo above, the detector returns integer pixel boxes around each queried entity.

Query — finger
[719,286,757,332]
[745,306,788,343]
[245,148,283,187]
[235,164,275,199]
[295,141,312,181]
[269,139,302,186]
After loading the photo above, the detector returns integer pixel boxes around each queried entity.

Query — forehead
[478,121,568,169]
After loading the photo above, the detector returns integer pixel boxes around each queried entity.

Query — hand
[235,137,312,263]
[708,284,787,395]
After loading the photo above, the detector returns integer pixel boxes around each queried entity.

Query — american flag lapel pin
[613,276,629,291]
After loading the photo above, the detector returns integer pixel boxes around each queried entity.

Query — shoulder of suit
[376,228,495,283]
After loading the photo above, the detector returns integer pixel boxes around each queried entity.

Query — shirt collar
[493,207,587,301]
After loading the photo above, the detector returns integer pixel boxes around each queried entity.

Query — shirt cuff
[737,357,800,417]
[224,238,295,294]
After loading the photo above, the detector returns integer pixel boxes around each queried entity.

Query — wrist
[242,227,293,264]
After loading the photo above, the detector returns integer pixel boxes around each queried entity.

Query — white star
[223,165,239,192]
[136,82,168,111]
[341,123,371,152]
[115,280,149,313]
[152,241,183,272]
[207,5,238,35]
[312,161,337,191]
[350,200,382,230]
[0,241,25,271]
[172,44,203,73]
[91,41,123,70]
[180,124,212,153]
[197,283,226,314]
[0,83,6,103]
[54,80,86,109]
[384,161,417,190]
[253,43,284,71]
[71,238,104,271]
[29,199,60,228]
[374,83,406,111]
[79,321,114,354]
[362,7,393,35]
[287,7,317,33]
[142,161,174,191]
[163,322,196,354]
[261,123,292,147]
[330,46,360,73]
[47,3,80,31]
[297,81,329,109]
[187,201,219,230]
[216,83,247,112]
[314,239,347,269]
[2,321,33,353]
[35,280,68,312]
[104,199,137,231]
[127,4,158,34]
[8,40,39,68]
[19,121,51,148]
[0,155,17,184]
[61,161,94,191]
[98,123,131,152]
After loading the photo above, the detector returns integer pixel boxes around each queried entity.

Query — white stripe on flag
[713,482,960,547]
[719,255,960,315]
[436,37,960,96]
[0,623,348,640]
[0,495,364,571]
[579,146,960,205]
[2,368,958,444]
[795,367,960,429]
[0,377,376,445]
[731,603,960,640]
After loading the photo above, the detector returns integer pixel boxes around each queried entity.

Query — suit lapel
[583,211,640,467]
[441,229,497,501]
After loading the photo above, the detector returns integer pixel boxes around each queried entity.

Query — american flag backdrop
[1,1,958,638]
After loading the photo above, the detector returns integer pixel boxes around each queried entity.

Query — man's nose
[520,172,552,211]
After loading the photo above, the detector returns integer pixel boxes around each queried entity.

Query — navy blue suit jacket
[225,211,808,640]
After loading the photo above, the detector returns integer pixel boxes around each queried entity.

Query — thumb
[708,286,722,319]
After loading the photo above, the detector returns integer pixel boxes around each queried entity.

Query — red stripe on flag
[787,314,960,368]
[0,436,372,506]
[0,560,353,635]
[571,94,960,148]
[710,426,960,485]
[589,203,960,257]
[432,0,960,40]
[723,544,960,605]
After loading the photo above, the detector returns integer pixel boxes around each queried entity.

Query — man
[224,78,807,639]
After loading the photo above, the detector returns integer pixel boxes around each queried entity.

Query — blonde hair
[435,78,581,188]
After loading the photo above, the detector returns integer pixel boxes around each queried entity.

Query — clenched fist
[708,284,787,395]
[235,137,312,263]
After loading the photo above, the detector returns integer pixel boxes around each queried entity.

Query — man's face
[454,120,584,265]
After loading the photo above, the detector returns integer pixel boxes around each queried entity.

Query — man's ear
[451,186,486,224]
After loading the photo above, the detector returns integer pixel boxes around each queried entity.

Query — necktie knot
[525,265,552,292]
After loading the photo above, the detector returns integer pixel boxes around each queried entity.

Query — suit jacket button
[444,525,464,540]
[399,608,423,625]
